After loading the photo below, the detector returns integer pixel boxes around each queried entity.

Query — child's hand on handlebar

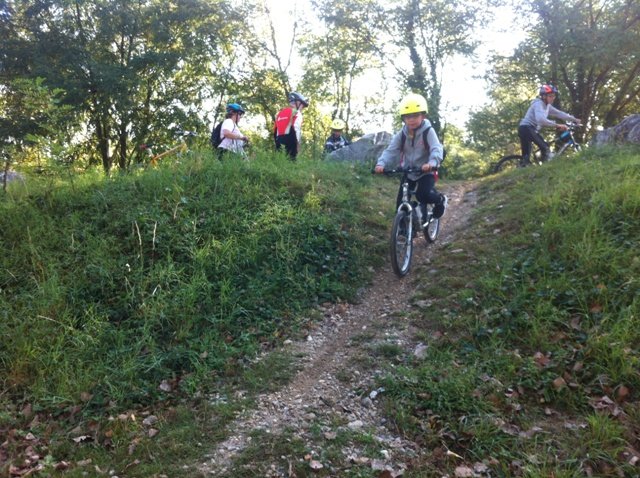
[422,159,438,172]
[374,165,385,174]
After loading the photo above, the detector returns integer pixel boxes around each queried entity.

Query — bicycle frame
[378,167,441,277]
[141,131,196,166]
[392,169,439,230]
[533,122,582,161]
[552,123,582,158]
[491,122,582,173]
[397,175,416,229]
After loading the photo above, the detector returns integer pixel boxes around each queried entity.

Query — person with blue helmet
[218,103,249,158]
[518,85,581,166]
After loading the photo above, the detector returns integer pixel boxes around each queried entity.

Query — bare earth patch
[198,180,479,477]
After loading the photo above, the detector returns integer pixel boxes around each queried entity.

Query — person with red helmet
[518,85,581,166]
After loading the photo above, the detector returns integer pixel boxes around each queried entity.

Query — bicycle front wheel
[390,211,413,277]
[491,154,522,173]
[556,142,582,158]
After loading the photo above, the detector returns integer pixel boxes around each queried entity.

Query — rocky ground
[198,180,479,477]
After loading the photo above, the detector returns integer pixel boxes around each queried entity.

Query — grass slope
[0,151,388,476]
[1,146,639,477]
[386,146,640,477]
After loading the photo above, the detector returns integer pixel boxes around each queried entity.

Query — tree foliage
[304,0,383,132]
[0,77,73,182]
[1,0,248,172]
[3,0,639,178]
[384,0,496,134]
[468,0,640,158]
[237,1,305,133]
[520,0,640,128]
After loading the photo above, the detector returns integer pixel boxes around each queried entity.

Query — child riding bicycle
[374,93,447,225]
[518,84,581,167]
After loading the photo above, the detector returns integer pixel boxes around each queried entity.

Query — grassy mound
[383,146,640,477]
[3,145,638,477]
[0,152,384,411]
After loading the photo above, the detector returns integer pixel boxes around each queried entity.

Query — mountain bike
[377,168,441,277]
[491,122,582,173]
[140,130,197,167]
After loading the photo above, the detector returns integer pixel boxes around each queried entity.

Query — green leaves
[469,0,640,155]
[2,0,248,172]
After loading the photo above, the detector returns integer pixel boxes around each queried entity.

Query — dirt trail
[198,180,479,477]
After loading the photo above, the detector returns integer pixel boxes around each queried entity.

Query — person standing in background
[217,103,249,159]
[324,119,350,154]
[274,92,309,161]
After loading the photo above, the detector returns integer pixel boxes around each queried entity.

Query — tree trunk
[118,126,128,171]
[94,116,111,173]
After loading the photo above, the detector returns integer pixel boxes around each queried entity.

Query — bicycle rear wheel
[491,154,522,173]
[424,215,440,243]
[390,211,413,277]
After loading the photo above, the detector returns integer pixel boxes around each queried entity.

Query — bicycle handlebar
[176,130,197,138]
[371,167,436,175]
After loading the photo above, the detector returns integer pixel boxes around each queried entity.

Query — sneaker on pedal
[420,205,430,228]
[433,195,448,219]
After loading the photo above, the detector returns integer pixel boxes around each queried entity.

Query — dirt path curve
[198,180,479,477]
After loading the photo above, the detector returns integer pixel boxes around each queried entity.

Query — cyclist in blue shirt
[518,85,581,166]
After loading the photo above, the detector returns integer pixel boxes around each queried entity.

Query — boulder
[592,114,640,146]
[326,131,392,164]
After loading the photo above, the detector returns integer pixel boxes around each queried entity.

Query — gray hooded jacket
[519,98,578,131]
[376,120,443,181]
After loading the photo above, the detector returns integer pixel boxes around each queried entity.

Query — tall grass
[0,151,383,411]
[383,147,640,477]
[3,145,638,476]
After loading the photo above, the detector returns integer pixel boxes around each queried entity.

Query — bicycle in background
[376,167,441,277]
[491,122,582,173]
[140,130,197,167]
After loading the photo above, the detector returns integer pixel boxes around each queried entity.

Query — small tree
[385,0,496,135]
[0,78,72,189]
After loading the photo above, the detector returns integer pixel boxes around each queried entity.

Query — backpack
[210,122,223,148]
[400,126,447,163]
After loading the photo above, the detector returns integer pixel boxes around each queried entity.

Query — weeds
[0,149,385,476]
[2,145,639,477]
[379,147,640,476]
